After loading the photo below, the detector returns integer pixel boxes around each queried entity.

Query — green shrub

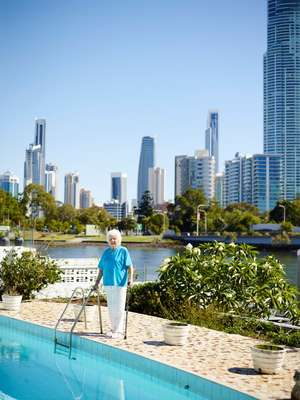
[269,329,300,347]
[158,242,299,321]
[129,282,164,317]
[0,250,62,299]
[127,281,300,347]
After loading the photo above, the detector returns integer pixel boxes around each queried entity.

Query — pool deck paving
[0,300,299,400]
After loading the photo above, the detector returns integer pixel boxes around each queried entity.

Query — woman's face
[108,235,119,249]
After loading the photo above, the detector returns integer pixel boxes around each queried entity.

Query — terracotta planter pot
[2,294,23,311]
[251,344,286,374]
[163,322,190,346]
[72,304,96,322]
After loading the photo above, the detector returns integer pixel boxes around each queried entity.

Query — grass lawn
[22,231,174,245]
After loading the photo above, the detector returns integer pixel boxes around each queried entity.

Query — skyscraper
[174,155,189,198]
[0,171,19,198]
[80,189,93,209]
[137,136,155,203]
[111,172,127,204]
[35,119,46,158]
[64,172,80,209]
[148,167,165,206]
[45,164,58,200]
[264,0,300,200]
[205,111,219,172]
[24,144,43,188]
[24,118,46,188]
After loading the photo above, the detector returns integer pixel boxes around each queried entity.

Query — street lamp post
[196,204,208,235]
[202,209,207,234]
[279,204,286,223]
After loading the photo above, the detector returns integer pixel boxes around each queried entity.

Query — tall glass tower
[137,136,155,203]
[264,0,300,200]
[205,111,219,172]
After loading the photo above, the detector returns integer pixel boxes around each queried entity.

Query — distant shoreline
[26,238,179,249]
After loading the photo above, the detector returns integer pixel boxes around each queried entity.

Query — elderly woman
[94,229,133,339]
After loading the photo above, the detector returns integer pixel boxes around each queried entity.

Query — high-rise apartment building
[104,200,128,220]
[111,172,127,204]
[190,150,216,200]
[0,171,19,198]
[148,167,165,206]
[24,118,46,188]
[174,150,216,200]
[137,136,155,203]
[224,153,282,212]
[215,172,224,207]
[263,0,300,200]
[205,111,219,173]
[64,172,80,209]
[224,153,243,205]
[80,189,93,209]
[24,144,43,188]
[174,156,189,198]
[45,164,58,200]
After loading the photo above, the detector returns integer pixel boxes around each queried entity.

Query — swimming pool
[0,316,256,400]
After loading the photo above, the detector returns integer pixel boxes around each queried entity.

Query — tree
[225,202,260,216]
[137,191,154,219]
[0,190,23,226]
[57,204,76,223]
[77,205,102,225]
[95,208,117,231]
[117,217,137,235]
[270,200,300,225]
[224,209,260,233]
[206,201,226,233]
[143,213,168,235]
[21,184,57,221]
[168,188,206,233]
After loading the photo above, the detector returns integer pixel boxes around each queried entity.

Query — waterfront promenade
[0,301,299,400]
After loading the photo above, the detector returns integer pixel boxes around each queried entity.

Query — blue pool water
[0,317,256,400]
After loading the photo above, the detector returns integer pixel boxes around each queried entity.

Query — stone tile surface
[0,301,299,400]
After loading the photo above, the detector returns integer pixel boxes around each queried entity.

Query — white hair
[106,229,122,245]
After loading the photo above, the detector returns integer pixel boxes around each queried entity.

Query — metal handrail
[69,287,103,357]
[54,286,87,353]
[54,286,103,358]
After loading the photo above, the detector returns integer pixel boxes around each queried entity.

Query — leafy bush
[128,283,300,347]
[270,329,300,347]
[158,242,300,321]
[129,282,164,317]
[0,250,62,299]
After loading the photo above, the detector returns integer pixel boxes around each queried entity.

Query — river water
[37,244,299,288]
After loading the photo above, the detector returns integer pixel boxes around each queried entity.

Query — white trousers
[104,286,127,334]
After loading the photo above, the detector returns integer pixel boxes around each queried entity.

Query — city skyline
[0,1,266,203]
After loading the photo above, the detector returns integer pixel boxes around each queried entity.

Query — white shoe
[106,331,113,338]
[111,332,123,339]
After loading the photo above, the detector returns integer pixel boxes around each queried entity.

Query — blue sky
[0,0,266,204]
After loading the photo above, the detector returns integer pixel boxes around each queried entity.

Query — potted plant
[251,344,286,374]
[0,232,9,247]
[0,249,61,311]
[163,322,190,345]
[14,229,24,246]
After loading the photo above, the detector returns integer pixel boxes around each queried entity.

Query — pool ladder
[54,286,103,358]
